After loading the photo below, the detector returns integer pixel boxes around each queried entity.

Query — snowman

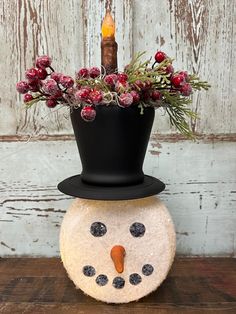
[58,105,176,303]
[60,196,175,303]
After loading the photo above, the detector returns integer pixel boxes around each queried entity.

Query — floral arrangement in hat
[16,51,210,138]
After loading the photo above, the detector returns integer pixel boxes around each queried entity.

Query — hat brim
[57,175,165,200]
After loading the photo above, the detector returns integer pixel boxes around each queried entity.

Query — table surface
[0,258,235,313]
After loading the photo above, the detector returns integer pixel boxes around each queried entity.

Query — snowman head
[60,196,175,303]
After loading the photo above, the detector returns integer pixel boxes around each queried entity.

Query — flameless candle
[101,8,118,74]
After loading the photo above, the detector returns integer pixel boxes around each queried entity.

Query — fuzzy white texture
[60,196,176,303]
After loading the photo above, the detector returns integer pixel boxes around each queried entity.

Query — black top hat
[58,105,165,200]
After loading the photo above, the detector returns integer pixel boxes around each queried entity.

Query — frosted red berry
[50,90,63,99]
[42,79,58,95]
[117,73,128,82]
[37,68,48,80]
[142,91,151,101]
[119,93,133,107]
[16,81,29,94]
[25,68,38,81]
[60,75,74,88]
[155,51,166,63]
[179,71,189,82]
[23,93,33,103]
[115,80,129,93]
[134,80,145,91]
[51,72,62,82]
[75,88,90,101]
[46,99,57,108]
[89,90,103,105]
[77,68,89,78]
[89,67,100,79]
[130,90,140,104]
[165,64,174,74]
[143,80,152,90]
[28,80,41,92]
[36,55,52,69]
[171,74,185,87]
[81,106,96,122]
[104,74,118,87]
[151,90,162,101]
[180,83,192,96]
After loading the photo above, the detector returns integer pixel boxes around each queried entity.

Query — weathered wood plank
[132,0,236,134]
[0,258,236,313]
[1,140,235,257]
[0,0,133,136]
[0,0,85,135]
[1,0,235,136]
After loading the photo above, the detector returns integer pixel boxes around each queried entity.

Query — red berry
[28,80,41,92]
[104,74,118,87]
[119,93,133,107]
[25,68,38,81]
[130,90,140,103]
[155,51,166,63]
[24,93,33,103]
[77,68,89,78]
[143,80,152,90]
[133,80,145,91]
[179,71,189,82]
[29,82,39,93]
[60,75,74,88]
[37,68,48,80]
[115,80,129,93]
[89,90,103,105]
[36,55,52,69]
[142,91,151,101]
[180,83,192,96]
[75,88,90,101]
[165,64,174,75]
[81,106,96,122]
[42,79,58,95]
[89,67,100,79]
[151,90,162,101]
[171,74,185,87]
[51,72,62,82]
[117,73,128,82]
[46,99,57,108]
[16,81,29,94]
[50,90,63,99]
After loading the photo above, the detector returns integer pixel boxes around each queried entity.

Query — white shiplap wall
[0,0,235,256]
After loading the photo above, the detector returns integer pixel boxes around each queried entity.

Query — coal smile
[82,263,154,289]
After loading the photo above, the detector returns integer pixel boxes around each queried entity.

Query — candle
[101,8,118,74]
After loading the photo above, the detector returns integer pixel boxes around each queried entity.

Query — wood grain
[1,139,236,257]
[0,1,236,257]
[0,258,236,313]
[1,0,235,135]
[133,0,236,134]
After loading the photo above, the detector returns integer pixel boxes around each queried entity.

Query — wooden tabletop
[0,258,235,313]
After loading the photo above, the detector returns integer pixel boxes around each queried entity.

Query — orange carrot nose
[110,245,126,273]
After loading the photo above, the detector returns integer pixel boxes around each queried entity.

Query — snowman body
[60,196,176,303]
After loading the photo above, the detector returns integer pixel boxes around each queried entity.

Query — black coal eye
[112,277,125,289]
[90,222,107,237]
[142,264,154,276]
[130,222,146,237]
[83,265,96,277]
[96,274,108,286]
[129,273,142,285]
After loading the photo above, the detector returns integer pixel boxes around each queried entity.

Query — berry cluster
[16,50,210,136]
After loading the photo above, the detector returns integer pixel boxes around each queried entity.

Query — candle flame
[102,10,115,38]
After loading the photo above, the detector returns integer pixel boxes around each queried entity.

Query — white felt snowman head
[60,196,175,303]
